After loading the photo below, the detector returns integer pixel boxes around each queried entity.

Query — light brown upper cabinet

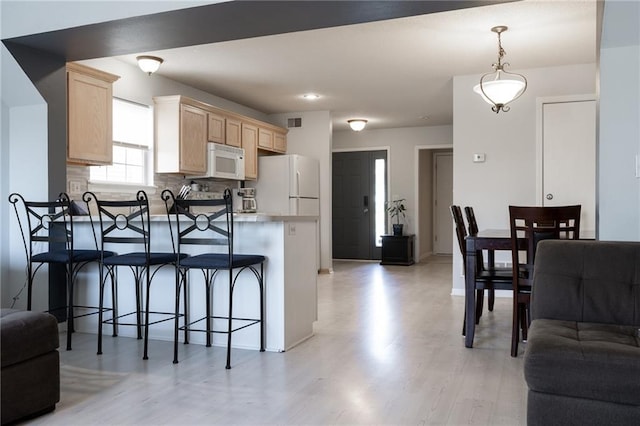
[154,96,208,175]
[207,112,225,144]
[154,95,287,178]
[225,118,242,148]
[258,127,274,150]
[242,123,259,180]
[274,132,287,153]
[66,63,120,165]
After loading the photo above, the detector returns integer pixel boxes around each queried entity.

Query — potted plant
[386,198,406,236]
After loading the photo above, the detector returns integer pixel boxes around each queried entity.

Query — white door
[434,153,453,254]
[541,100,596,233]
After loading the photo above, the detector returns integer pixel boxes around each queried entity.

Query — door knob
[546,193,553,200]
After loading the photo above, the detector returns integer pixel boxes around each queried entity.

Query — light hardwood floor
[28,256,527,425]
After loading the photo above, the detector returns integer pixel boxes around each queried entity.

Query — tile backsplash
[67,165,237,214]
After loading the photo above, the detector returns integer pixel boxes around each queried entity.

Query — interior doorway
[332,150,388,260]
[416,147,454,260]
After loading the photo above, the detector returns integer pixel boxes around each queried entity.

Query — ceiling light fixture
[303,93,320,100]
[473,26,527,113]
[136,55,164,75]
[348,119,368,131]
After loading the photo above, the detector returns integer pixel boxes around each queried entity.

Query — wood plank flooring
[27,256,527,425]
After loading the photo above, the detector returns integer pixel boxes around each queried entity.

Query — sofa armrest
[531,240,640,326]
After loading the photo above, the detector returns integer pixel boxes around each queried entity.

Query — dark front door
[332,150,387,260]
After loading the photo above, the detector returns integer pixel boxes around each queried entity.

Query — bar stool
[8,192,116,351]
[84,190,185,360]
[162,188,265,369]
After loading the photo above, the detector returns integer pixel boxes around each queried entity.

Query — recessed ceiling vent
[287,117,302,128]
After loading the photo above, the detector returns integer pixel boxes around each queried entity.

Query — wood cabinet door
[242,123,258,180]
[225,118,242,147]
[67,70,113,164]
[274,132,287,153]
[179,104,207,174]
[258,128,274,150]
[208,112,225,143]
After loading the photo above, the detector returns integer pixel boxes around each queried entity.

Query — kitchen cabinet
[274,132,287,153]
[207,112,225,143]
[258,128,287,154]
[66,63,120,165]
[258,128,274,150]
[154,96,208,174]
[154,95,287,178]
[242,122,259,180]
[225,118,242,148]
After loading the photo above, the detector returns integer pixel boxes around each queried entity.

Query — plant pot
[392,224,403,236]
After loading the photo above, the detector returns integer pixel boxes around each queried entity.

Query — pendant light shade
[474,26,527,113]
[348,119,368,131]
[137,55,164,75]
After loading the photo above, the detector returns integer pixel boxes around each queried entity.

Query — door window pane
[375,158,386,247]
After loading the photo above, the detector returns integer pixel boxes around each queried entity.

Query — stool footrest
[181,316,261,334]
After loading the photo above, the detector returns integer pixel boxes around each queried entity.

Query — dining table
[463,229,524,348]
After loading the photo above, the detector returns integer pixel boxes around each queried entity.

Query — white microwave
[200,142,245,180]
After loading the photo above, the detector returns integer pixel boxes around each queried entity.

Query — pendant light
[473,26,527,113]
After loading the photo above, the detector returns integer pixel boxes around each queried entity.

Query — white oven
[201,142,245,180]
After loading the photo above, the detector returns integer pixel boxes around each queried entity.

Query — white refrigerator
[252,154,320,216]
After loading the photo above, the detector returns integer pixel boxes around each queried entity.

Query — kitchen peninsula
[72,212,318,353]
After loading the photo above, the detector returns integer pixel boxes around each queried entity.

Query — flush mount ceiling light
[348,119,368,131]
[302,93,320,100]
[136,55,164,75]
[473,26,527,113]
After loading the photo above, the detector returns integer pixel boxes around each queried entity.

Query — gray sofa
[1,309,60,425]
[524,240,640,425]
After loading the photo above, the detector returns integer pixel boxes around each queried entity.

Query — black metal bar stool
[8,192,116,351]
[162,188,265,369]
[84,190,185,360]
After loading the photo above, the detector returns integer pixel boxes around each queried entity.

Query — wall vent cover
[287,117,302,128]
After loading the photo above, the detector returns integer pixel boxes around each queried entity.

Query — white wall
[599,0,640,241]
[333,125,453,244]
[4,105,49,309]
[270,111,333,272]
[452,63,596,293]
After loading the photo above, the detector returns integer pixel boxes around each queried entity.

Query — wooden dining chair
[463,206,514,313]
[508,205,581,357]
[451,205,512,334]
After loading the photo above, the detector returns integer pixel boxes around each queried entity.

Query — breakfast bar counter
[71,214,319,353]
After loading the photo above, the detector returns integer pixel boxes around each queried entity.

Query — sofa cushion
[0,309,59,368]
[524,319,640,406]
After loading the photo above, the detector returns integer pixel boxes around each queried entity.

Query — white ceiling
[115,0,597,131]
